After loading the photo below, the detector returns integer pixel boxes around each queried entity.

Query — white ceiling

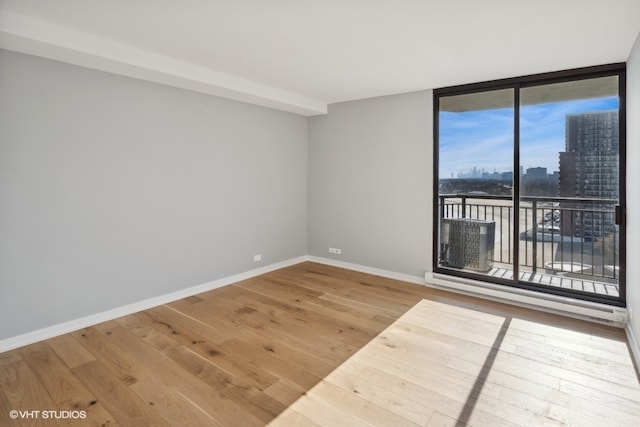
[1,0,639,116]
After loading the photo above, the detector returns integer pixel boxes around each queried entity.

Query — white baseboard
[307,256,424,285]
[425,271,627,327]
[626,323,640,371]
[0,256,307,353]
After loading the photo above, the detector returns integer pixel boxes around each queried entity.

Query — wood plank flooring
[1,262,639,426]
[271,298,640,426]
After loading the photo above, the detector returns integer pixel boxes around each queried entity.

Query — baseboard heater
[424,271,627,327]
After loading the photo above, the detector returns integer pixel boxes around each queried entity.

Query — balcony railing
[438,194,620,288]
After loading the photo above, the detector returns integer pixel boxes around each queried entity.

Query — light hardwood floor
[1,262,639,426]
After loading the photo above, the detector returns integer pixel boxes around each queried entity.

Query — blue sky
[439,96,619,179]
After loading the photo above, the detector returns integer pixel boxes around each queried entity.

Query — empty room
[2,1,640,425]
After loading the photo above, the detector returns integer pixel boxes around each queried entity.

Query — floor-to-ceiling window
[434,65,626,306]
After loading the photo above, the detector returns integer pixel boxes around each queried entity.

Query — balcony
[438,194,620,298]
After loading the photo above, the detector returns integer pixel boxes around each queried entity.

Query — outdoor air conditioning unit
[441,218,495,271]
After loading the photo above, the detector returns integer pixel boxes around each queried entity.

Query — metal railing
[438,194,619,282]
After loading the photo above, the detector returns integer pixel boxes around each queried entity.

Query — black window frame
[432,63,627,307]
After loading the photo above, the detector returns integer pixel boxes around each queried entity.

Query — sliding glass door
[434,65,625,305]
[436,89,514,281]
[519,76,621,299]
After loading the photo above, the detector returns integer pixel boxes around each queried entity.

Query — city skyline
[451,165,555,180]
[438,96,619,179]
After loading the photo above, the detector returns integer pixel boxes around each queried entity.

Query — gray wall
[308,91,432,277]
[0,49,307,340]
[626,32,640,345]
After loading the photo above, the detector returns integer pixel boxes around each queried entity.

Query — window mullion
[513,85,521,286]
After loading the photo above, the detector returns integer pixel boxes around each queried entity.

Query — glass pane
[438,89,514,277]
[519,76,620,296]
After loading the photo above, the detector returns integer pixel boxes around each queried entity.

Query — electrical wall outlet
[253,254,262,262]
[328,247,341,255]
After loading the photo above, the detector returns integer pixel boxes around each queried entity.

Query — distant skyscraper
[521,166,557,196]
[559,111,619,237]
[525,167,547,181]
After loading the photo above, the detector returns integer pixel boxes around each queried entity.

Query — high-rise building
[559,111,619,237]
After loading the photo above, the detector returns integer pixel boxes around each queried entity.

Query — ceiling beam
[0,11,327,116]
